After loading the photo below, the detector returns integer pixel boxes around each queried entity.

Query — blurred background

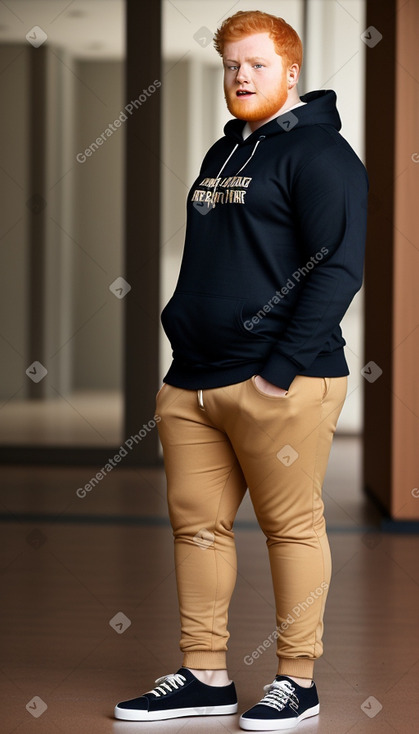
[0,0,365,449]
[0,0,418,521]
[0,4,418,732]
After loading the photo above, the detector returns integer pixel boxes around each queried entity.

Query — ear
[287,63,300,90]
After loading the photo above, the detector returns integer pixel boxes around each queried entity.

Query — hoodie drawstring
[235,137,265,174]
[214,143,239,180]
[210,135,265,207]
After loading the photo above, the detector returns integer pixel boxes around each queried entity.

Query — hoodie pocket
[161,291,270,365]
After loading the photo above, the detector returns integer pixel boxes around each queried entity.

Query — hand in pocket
[254,375,288,397]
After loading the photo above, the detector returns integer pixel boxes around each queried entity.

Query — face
[223,32,298,130]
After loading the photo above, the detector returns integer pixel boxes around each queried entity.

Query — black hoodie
[161,90,369,390]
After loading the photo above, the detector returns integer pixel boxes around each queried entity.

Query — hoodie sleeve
[259,139,369,390]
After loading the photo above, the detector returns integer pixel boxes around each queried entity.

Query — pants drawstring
[197,389,205,410]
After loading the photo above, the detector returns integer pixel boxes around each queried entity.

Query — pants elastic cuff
[182,651,227,670]
[277,658,315,679]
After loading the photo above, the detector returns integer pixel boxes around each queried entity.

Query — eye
[253,63,264,69]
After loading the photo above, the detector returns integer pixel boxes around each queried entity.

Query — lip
[236,90,256,97]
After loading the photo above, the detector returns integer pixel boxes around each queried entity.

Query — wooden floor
[1,437,418,733]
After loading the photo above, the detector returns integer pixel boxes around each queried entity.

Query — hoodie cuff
[259,354,300,391]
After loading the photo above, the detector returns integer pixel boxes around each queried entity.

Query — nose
[235,66,249,84]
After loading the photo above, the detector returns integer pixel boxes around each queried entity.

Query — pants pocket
[321,377,331,402]
[156,383,167,400]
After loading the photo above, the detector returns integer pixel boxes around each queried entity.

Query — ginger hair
[213,10,303,69]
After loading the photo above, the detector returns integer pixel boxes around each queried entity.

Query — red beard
[224,76,288,122]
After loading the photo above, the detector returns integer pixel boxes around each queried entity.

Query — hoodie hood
[223,89,342,144]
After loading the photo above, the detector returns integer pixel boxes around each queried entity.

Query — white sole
[239,703,320,730]
[114,702,238,721]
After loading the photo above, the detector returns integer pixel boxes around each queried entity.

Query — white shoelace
[259,680,299,712]
[148,672,186,698]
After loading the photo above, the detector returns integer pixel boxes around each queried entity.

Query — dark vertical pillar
[363,0,396,513]
[27,46,48,398]
[124,0,162,464]
[363,0,419,520]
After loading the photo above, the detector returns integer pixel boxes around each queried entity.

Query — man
[115,10,368,731]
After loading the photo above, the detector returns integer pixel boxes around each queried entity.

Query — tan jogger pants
[156,374,347,679]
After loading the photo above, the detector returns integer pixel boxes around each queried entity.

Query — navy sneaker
[114,667,238,721]
[239,675,319,730]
